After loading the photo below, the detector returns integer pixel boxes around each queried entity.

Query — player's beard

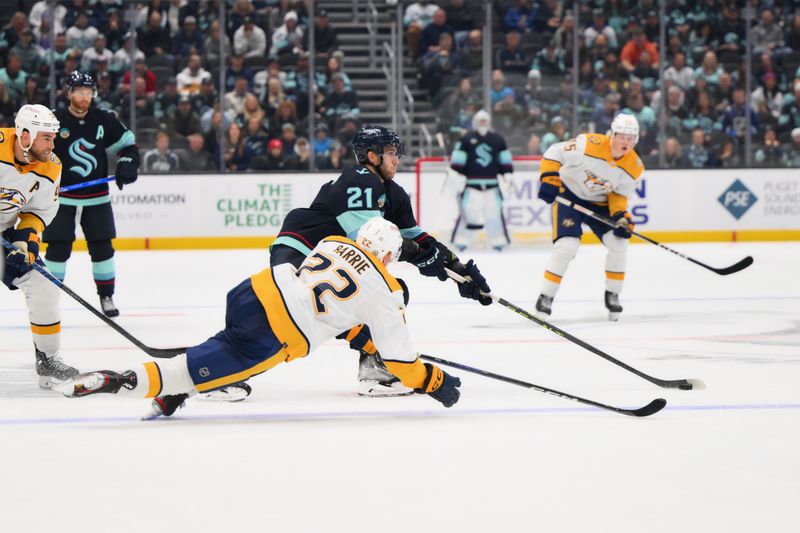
[27,144,50,163]
[379,161,396,180]
[69,97,91,117]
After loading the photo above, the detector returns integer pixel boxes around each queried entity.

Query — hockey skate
[533,294,553,320]
[35,349,79,389]
[54,369,136,397]
[198,381,252,402]
[100,296,119,318]
[143,393,189,420]
[358,352,413,397]
[605,291,623,321]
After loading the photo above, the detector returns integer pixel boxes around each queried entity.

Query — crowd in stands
[0,0,358,172]
[415,0,800,168]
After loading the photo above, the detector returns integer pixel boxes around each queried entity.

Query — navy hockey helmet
[66,70,97,96]
[352,125,405,165]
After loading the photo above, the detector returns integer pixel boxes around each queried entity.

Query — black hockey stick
[2,238,187,358]
[420,354,666,417]
[555,196,753,275]
[446,269,705,390]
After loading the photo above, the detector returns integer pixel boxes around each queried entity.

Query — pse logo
[718,179,757,220]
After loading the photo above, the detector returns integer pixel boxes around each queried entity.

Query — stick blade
[685,378,706,390]
[713,256,753,275]
[627,398,667,417]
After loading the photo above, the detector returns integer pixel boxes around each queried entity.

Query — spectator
[541,116,569,152]
[225,76,252,116]
[420,9,454,58]
[155,79,180,121]
[664,51,694,91]
[694,51,723,86]
[203,20,232,68]
[752,9,783,56]
[337,116,359,165]
[167,95,202,139]
[642,9,660,43]
[751,72,783,121]
[183,134,213,172]
[443,0,480,43]
[224,52,254,93]
[143,131,181,173]
[661,136,683,168]
[490,70,521,131]
[125,77,156,118]
[220,123,254,171]
[504,0,535,33]
[0,53,27,102]
[716,5,745,51]
[19,76,44,106]
[81,35,113,75]
[0,79,14,125]
[122,58,157,98]
[284,51,325,118]
[321,56,351,94]
[254,138,290,171]
[262,77,286,118]
[620,28,658,73]
[584,8,618,49]
[785,14,800,52]
[497,31,528,74]
[754,128,782,166]
[553,13,576,58]
[533,0,562,33]
[11,28,43,77]
[683,128,716,168]
[45,33,73,73]
[305,10,338,59]
[460,29,483,73]
[29,0,67,37]
[321,73,360,130]
[65,11,98,51]
[177,53,211,96]
[687,20,718,58]
[783,128,800,168]
[94,72,118,112]
[280,122,298,156]
[238,93,267,130]
[268,12,300,58]
[683,90,721,139]
[102,10,125,53]
[140,11,173,58]
[420,32,460,101]
[590,94,620,134]
[243,116,269,156]
[321,140,345,171]
[172,15,204,57]
[521,68,556,128]
[532,39,566,76]
[0,12,28,57]
[313,123,333,160]
[526,132,542,156]
[404,1,439,58]
[717,137,742,168]
[111,32,145,76]
[633,50,659,96]
[192,76,217,117]
[269,100,298,135]
[291,136,312,170]
[713,72,734,113]
[722,88,758,142]
[441,77,480,134]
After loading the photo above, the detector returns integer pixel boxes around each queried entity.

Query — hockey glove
[611,211,633,239]
[115,156,138,190]
[452,259,492,305]
[2,229,39,288]
[336,324,377,355]
[410,240,451,281]
[415,363,461,408]
[537,175,561,204]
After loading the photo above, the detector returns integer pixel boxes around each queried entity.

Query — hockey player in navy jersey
[450,110,514,251]
[42,71,140,318]
[264,124,492,397]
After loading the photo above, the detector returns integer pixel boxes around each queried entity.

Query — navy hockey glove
[2,229,39,289]
[410,240,450,281]
[336,324,377,355]
[452,259,492,305]
[537,175,561,204]
[611,211,633,239]
[115,156,138,190]
[415,363,461,408]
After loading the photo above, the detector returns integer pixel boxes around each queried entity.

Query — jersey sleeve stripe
[17,211,46,233]
[106,130,136,153]
[335,209,381,240]
[399,225,424,238]
[249,268,310,360]
[322,236,403,293]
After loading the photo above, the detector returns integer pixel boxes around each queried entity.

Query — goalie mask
[472,110,491,136]
[356,218,403,266]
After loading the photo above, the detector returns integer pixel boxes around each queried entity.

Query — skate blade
[198,385,251,402]
[607,311,620,322]
[358,380,414,397]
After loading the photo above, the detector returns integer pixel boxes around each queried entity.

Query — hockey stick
[59,176,116,193]
[446,269,705,390]
[2,238,187,358]
[554,196,754,275]
[419,354,666,417]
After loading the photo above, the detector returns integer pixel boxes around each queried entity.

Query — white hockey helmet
[15,104,60,145]
[610,113,639,144]
[472,109,491,135]
[356,217,403,265]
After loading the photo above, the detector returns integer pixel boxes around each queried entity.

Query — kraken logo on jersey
[475,143,493,167]
[68,138,98,178]
[0,187,26,211]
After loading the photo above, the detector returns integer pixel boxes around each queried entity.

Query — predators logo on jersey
[583,170,613,193]
[0,187,25,211]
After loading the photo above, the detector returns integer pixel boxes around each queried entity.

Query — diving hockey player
[56,218,463,418]
[534,113,643,321]
[1,104,80,387]
[450,110,514,251]
[43,71,140,318]
[268,124,491,397]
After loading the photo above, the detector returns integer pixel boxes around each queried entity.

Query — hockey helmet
[66,70,97,97]
[472,109,491,135]
[15,104,60,145]
[356,217,403,265]
[610,113,639,144]
[352,125,405,165]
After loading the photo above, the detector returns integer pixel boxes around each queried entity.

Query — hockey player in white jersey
[56,218,462,416]
[534,113,643,320]
[1,104,80,387]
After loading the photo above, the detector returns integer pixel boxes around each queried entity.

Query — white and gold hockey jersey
[540,133,643,214]
[0,127,62,235]
[250,236,430,388]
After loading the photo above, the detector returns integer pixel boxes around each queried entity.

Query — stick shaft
[59,176,115,193]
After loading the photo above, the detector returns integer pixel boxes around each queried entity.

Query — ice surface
[1,242,798,532]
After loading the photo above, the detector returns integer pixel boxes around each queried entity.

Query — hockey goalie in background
[534,113,643,321]
[449,110,514,252]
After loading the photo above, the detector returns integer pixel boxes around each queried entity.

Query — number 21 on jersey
[298,253,360,314]
[347,187,373,209]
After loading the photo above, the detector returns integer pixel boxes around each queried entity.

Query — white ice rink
[1,241,798,532]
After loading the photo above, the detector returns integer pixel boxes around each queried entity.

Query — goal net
[414,156,553,247]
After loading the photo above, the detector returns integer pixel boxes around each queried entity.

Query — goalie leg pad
[484,188,510,249]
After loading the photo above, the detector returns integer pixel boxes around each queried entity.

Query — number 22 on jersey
[298,252,360,314]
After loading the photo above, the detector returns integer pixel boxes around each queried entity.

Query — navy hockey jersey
[54,107,139,205]
[272,165,428,256]
[450,131,513,189]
